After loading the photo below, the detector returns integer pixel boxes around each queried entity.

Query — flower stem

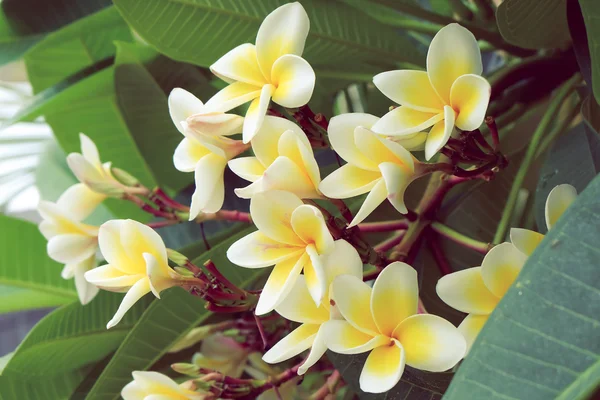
[430,222,491,254]
[309,370,342,400]
[493,74,581,244]
[427,232,453,275]
[374,231,405,253]
[358,219,408,232]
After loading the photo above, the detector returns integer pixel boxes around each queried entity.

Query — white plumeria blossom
[121,371,205,400]
[169,88,248,219]
[190,334,253,378]
[228,116,321,199]
[85,219,185,328]
[38,183,103,305]
[66,133,126,196]
[319,113,417,227]
[510,184,577,256]
[323,262,466,393]
[206,2,316,143]
[263,240,362,374]
[227,190,335,315]
[436,242,527,353]
[372,23,491,160]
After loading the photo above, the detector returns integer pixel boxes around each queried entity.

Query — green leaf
[0,214,77,298]
[112,0,423,69]
[0,285,73,314]
[85,227,264,400]
[444,173,600,400]
[579,0,600,104]
[1,291,153,378]
[496,0,570,49]
[0,369,89,400]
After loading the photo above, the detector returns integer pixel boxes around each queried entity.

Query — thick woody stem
[427,232,453,276]
[309,370,342,400]
[485,116,500,150]
[358,220,408,233]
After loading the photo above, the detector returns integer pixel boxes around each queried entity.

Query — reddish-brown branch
[427,232,453,276]
[486,116,500,150]
[358,220,408,233]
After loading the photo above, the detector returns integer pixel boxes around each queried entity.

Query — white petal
[290,205,334,253]
[79,133,102,167]
[322,320,387,354]
[107,278,151,329]
[510,228,544,256]
[450,74,491,131]
[393,132,428,151]
[379,162,413,214]
[210,43,266,87]
[348,178,388,227]
[56,183,106,221]
[277,129,321,189]
[425,105,455,161]
[227,231,305,268]
[327,113,380,170]
[84,264,143,290]
[204,81,262,113]
[233,178,265,199]
[262,323,319,364]
[319,164,381,199]
[188,154,227,218]
[98,220,132,273]
[304,244,328,306]
[168,88,205,133]
[297,325,328,375]
[436,266,500,314]
[242,84,274,143]
[359,341,405,393]
[545,184,577,230]
[427,23,482,104]
[321,239,363,300]
[145,253,174,298]
[47,234,97,264]
[271,54,315,107]
[458,313,489,354]
[371,106,442,137]
[260,156,320,198]
[252,115,309,167]
[186,112,244,137]
[481,242,526,298]
[228,156,266,182]
[172,138,209,173]
[250,190,305,245]
[66,153,104,186]
[275,275,329,324]
[71,257,99,305]
[331,274,379,336]
[121,219,168,269]
[373,70,444,113]
[255,2,310,79]
[393,314,466,372]
[255,252,307,315]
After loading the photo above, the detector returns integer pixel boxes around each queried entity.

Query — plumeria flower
[319,113,420,227]
[436,242,527,353]
[228,116,321,199]
[372,23,491,160]
[66,133,129,197]
[38,184,104,305]
[510,184,577,256]
[122,371,206,400]
[169,88,248,218]
[227,190,335,315]
[187,334,253,378]
[323,262,466,393]
[85,219,190,328]
[263,240,362,374]
[206,2,315,143]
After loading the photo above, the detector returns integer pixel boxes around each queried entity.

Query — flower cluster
[34,2,576,399]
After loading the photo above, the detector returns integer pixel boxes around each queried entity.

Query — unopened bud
[167,249,189,266]
[111,167,140,187]
[174,266,195,277]
[87,180,125,197]
[171,362,200,376]
[168,325,213,353]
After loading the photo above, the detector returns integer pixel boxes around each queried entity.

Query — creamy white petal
[204,81,262,113]
[379,162,413,215]
[71,257,99,305]
[189,154,227,218]
[319,164,381,199]
[359,341,405,393]
[427,23,482,104]
[173,138,210,172]
[271,54,315,107]
[348,178,388,227]
[436,267,500,314]
[168,88,205,133]
[234,178,265,199]
[275,275,329,324]
[107,278,151,329]
[250,190,305,245]
[228,156,266,182]
[393,132,428,151]
[545,184,577,230]
[450,74,491,131]
[260,156,320,198]
[47,234,97,264]
[243,84,274,143]
[424,105,455,161]
[510,228,544,256]
[79,133,102,167]
[304,244,328,306]
[145,253,175,298]
[331,274,379,335]
[210,43,266,86]
[255,252,307,315]
[252,115,309,167]
[186,112,244,137]
[373,70,444,113]
[262,323,320,364]
[277,129,321,189]
[255,2,310,79]
[481,242,526,298]
[458,313,489,354]
[327,113,380,170]
[322,239,363,290]
[322,320,388,354]
[227,231,304,268]
[66,153,105,185]
[297,325,328,375]
[84,264,144,290]
[371,106,442,137]
[98,220,131,272]
[290,205,334,253]
[56,183,106,221]
[121,219,168,269]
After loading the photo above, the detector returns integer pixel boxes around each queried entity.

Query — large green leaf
[444,173,600,400]
[1,291,152,378]
[85,227,264,400]
[0,369,89,400]
[113,0,423,70]
[496,0,570,50]
[0,285,73,314]
[0,215,77,298]
[579,0,600,104]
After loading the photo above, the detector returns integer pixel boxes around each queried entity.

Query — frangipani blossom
[85,219,188,328]
[206,2,315,143]
[510,184,577,256]
[190,334,253,378]
[319,113,418,227]
[372,23,491,160]
[228,116,321,199]
[227,190,335,315]
[169,88,248,218]
[38,184,103,305]
[436,242,527,353]
[324,262,466,393]
[66,133,127,197]
[263,240,362,374]
[122,371,205,400]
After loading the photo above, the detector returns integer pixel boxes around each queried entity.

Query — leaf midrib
[0,278,77,298]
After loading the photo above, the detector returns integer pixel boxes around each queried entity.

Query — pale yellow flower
[206,2,315,143]
[121,371,205,400]
[263,240,362,374]
[85,219,186,328]
[228,116,321,199]
[227,190,335,315]
[319,113,417,226]
[169,88,247,218]
[324,262,466,393]
[372,23,491,160]
[191,334,253,378]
